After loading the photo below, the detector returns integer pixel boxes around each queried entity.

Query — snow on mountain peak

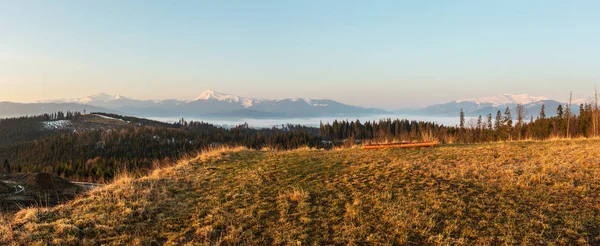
[290,98,312,104]
[287,98,329,107]
[502,94,549,105]
[192,90,254,108]
[74,93,125,104]
[456,94,549,106]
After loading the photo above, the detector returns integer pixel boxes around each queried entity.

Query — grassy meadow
[2,139,600,245]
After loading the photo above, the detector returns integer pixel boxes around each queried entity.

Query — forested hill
[2,101,598,182]
[0,112,321,182]
[0,111,81,147]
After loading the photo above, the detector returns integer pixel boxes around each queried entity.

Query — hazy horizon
[2,1,599,108]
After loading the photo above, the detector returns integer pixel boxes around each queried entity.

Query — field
[2,139,600,245]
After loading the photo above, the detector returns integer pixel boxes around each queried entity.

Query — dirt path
[71,181,105,190]
[0,180,25,198]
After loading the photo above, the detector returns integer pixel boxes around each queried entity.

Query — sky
[1,0,599,109]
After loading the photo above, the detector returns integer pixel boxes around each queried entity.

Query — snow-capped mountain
[189,90,256,108]
[75,93,125,104]
[6,91,585,119]
[39,93,126,104]
[414,93,581,117]
[456,94,550,107]
[23,90,387,118]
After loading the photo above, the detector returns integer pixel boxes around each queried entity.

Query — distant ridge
[411,93,585,117]
[3,90,388,118]
[455,94,550,106]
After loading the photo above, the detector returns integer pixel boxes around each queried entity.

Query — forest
[1,100,598,182]
[320,102,600,144]
[0,112,321,182]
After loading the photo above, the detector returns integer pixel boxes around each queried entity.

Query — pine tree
[494,110,502,141]
[557,105,564,119]
[459,108,465,129]
[476,115,483,141]
[487,114,493,131]
[540,104,546,119]
[495,110,502,130]
[566,91,573,138]
[503,107,513,140]
[503,107,513,127]
[3,159,10,174]
[319,121,326,140]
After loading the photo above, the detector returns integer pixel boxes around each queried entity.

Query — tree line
[0,112,322,182]
[3,93,600,183]
[319,100,600,144]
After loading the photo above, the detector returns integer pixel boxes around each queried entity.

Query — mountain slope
[0,102,115,118]
[41,90,387,118]
[456,94,550,106]
[3,140,600,245]
[416,94,580,117]
[190,90,256,108]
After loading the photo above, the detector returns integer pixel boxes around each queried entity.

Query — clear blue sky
[1,0,599,108]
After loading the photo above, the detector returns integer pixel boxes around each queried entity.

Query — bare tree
[594,86,599,137]
[516,103,525,140]
[566,91,572,138]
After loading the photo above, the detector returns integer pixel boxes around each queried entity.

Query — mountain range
[1,91,585,119]
[404,94,585,118]
[0,90,387,118]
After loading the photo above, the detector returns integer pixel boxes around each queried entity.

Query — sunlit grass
[2,139,600,244]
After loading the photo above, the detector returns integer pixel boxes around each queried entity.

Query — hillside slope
[3,140,600,245]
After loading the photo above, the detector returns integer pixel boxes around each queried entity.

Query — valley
[2,1,597,244]
[0,173,88,212]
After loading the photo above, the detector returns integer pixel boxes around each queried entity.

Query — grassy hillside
[2,140,600,245]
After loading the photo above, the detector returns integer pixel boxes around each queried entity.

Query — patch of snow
[572,98,589,105]
[91,114,128,123]
[503,94,549,105]
[85,93,123,102]
[456,94,549,106]
[42,93,127,104]
[528,101,546,106]
[312,104,328,107]
[456,96,511,106]
[191,90,256,108]
[241,98,254,108]
[289,98,317,105]
[42,120,72,130]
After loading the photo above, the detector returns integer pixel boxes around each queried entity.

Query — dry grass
[2,140,600,245]
[80,114,131,127]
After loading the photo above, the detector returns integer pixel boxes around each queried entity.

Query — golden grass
[80,114,131,127]
[362,141,439,149]
[3,140,600,245]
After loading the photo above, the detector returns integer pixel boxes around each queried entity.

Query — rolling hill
[3,139,600,245]
[0,102,115,119]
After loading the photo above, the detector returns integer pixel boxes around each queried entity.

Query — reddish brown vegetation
[362,141,439,149]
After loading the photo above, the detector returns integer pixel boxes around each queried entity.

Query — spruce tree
[495,110,502,130]
[503,107,513,140]
[540,104,546,119]
[460,108,465,129]
[3,159,10,174]
[503,107,513,127]
[557,105,564,119]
